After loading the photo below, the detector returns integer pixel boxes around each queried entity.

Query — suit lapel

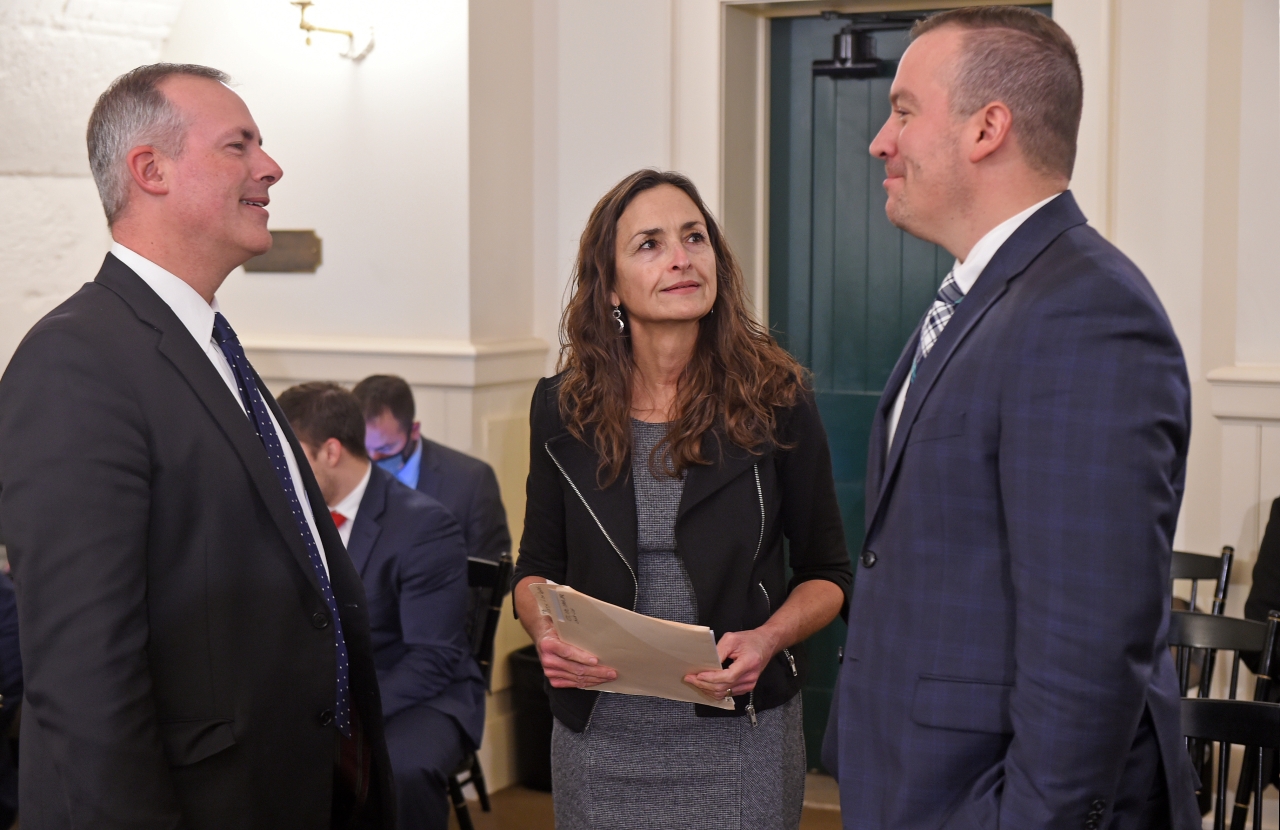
[866,192,1088,534]
[95,256,326,601]
[545,431,638,574]
[678,431,758,521]
[415,440,441,496]
[865,329,919,518]
[346,468,387,577]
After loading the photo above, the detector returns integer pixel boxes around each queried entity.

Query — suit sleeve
[464,463,512,563]
[994,278,1190,827]
[511,378,568,609]
[377,509,472,721]
[1245,498,1280,623]
[776,388,854,614]
[0,326,182,826]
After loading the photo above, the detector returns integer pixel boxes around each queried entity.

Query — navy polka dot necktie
[212,312,351,738]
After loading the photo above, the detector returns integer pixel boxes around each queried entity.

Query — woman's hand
[682,580,845,702]
[536,627,618,690]
[514,575,619,689]
[684,627,780,701]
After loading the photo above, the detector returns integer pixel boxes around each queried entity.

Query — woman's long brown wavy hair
[557,169,807,485]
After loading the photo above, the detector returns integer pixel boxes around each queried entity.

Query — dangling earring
[612,305,625,333]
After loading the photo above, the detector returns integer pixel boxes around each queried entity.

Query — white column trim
[1207,364,1280,422]
[241,336,549,388]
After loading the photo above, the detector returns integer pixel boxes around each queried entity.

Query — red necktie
[330,510,346,529]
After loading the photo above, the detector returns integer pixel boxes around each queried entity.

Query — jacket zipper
[751,577,797,728]
[752,464,765,562]
[544,443,638,610]
[758,583,798,677]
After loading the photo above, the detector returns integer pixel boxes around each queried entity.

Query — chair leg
[1231,751,1255,830]
[470,756,491,812]
[448,773,475,830]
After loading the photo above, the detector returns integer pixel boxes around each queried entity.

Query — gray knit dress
[550,420,805,830]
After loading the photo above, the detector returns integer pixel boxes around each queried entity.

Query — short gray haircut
[86,63,230,225]
[912,7,1083,179]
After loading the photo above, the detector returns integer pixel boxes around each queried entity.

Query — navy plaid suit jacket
[824,193,1200,830]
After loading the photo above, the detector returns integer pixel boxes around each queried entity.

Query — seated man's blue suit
[348,465,486,830]
[824,192,1200,830]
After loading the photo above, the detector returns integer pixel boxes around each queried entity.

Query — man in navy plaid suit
[824,8,1199,829]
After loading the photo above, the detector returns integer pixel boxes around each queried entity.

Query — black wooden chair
[1171,546,1234,615]
[1169,611,1267,700]
[1170,548,1234,702]
[1170,609,1274,818]
[1185,698,1280,830]
[1171,610,1280,830]
[447,552,514,830]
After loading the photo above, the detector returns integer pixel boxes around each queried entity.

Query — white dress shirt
[328,463,372,549]
[110,242,329,576]
[885,192,1063,451]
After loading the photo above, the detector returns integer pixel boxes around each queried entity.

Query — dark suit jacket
[825,193,1199,829]
[0,255,394,829]
[348,465,486,748]
[415,439,510,563]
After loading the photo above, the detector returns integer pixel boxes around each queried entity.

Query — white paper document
[529,582,735,710]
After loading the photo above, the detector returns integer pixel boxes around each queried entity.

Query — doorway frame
[668,0,1118,322]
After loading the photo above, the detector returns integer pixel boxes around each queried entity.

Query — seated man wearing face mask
[279,382,485,830]
[352,375,510,564]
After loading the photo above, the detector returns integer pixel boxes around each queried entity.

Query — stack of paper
[529,582,735,710]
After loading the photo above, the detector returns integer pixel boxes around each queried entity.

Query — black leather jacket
[514,374,853,732]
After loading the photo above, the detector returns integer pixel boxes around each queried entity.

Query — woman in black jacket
[512,169,852,830]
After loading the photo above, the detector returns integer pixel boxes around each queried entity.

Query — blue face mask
[376,455,406,475]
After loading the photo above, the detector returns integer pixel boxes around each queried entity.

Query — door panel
[769,15,950,771]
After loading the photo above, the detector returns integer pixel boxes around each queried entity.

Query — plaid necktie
[211,312,352,738]
[911,270,966,382]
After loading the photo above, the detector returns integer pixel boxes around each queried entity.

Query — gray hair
[86,63,230,225]
[911,7,1083,179]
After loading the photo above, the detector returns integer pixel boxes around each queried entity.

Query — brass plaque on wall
[243,230,322,272]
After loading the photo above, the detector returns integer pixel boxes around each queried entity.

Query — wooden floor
[448,774,843,830]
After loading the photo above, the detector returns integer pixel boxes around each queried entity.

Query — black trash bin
[510,644,553,791]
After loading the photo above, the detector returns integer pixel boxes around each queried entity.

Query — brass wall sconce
[290,1,375,61]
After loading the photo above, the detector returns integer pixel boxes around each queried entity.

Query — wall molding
[242,335,549,388]
[1207,364,1280,422]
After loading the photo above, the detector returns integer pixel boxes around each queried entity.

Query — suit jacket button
[312,612,329,629]
[318,709,335,727]
[861,550,878,568]
[1090,799,1106,811]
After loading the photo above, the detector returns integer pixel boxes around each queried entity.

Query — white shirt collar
[330,462,373,522]
[949,192,1064,294]
[111,242,222,346]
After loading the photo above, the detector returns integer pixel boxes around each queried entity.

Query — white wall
[532,0,677,375]
[161,0,474,343]
[1237,0,1280,366]
[0,0,184,363]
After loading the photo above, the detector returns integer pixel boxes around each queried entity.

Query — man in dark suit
[0,64,393,828]
[352,375,510,563]
[279,382,485,830]
[824,9,1198,829]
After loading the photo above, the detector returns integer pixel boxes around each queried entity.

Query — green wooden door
[768,15,952,771]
